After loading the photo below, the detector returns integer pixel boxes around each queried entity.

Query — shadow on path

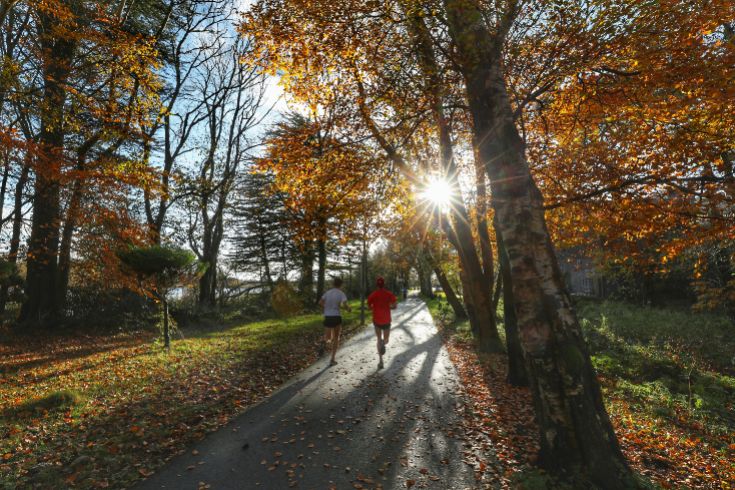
[134,298,477,490]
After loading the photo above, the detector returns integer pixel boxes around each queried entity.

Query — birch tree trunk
[443,0,636,485]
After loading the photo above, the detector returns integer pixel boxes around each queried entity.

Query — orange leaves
[533,1,735,271]
[257,112,392,243]
[440,332,538,486]
[441,308,735,488]
[609,398,735,488]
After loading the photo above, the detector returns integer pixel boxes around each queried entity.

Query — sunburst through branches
[419,176,453,213]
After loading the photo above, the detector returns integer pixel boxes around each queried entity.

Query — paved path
[135,298,475,490]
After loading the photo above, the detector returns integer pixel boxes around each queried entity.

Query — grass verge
[0,301,362,489]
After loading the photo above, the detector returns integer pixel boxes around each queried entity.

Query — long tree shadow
[199,310,483,489]
[6,351,333,489]
[339,330,481,486]
[0,334,150,375]
[9,301,480,490]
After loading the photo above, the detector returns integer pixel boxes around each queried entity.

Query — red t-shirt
[367,288,397,325]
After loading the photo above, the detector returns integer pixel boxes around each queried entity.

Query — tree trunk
[298,240,315,302]
[474,154,495,289]
[432,263,466,319]
[0,156,9,222]
[497,230,528,386]
[315,234,327,305]
[19,24,76,328]
[21,166,62,327]
[0,161,29,315]
[455,262,502,352]
[57,180,83,311]
[162,295,170,350]
[423,242,466,318]
[198,209,225,308]
[492,270,503,312]
[259,233,274,291]
[360,238,367,325]
[443,0,635,484]
[445,218,501,353]
[198,252,217,306]
[416,252,434,298]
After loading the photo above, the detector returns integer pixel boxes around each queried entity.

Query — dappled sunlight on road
[135,298,478,489]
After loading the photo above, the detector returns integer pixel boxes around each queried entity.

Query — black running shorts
[374,323,391,330]
[323,316,342,327]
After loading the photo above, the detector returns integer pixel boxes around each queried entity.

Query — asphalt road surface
[134,297,476,490]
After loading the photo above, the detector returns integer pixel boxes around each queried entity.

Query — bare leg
[383,328,391,346]
[330,325,341,363]
[319,328,330,356]
[375,326,385,368]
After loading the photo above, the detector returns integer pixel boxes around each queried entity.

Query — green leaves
[117,245,196,277]
[117,244,205,292]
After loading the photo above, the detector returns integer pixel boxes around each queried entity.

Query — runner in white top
[318,277,351,366]
[322,288,348,316]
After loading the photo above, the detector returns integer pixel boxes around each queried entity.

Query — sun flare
[420,176,453,210]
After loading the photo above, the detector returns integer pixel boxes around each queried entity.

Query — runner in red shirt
[367,277,397,369]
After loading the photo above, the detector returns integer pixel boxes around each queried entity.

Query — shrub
[118,245,202,349]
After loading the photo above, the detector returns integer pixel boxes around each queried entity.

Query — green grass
[577,299,735,439]
[429,292,734,437]
[423,293,475,341]
[0,300,363,489]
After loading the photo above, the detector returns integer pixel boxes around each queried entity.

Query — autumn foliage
[1,0,735,488]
